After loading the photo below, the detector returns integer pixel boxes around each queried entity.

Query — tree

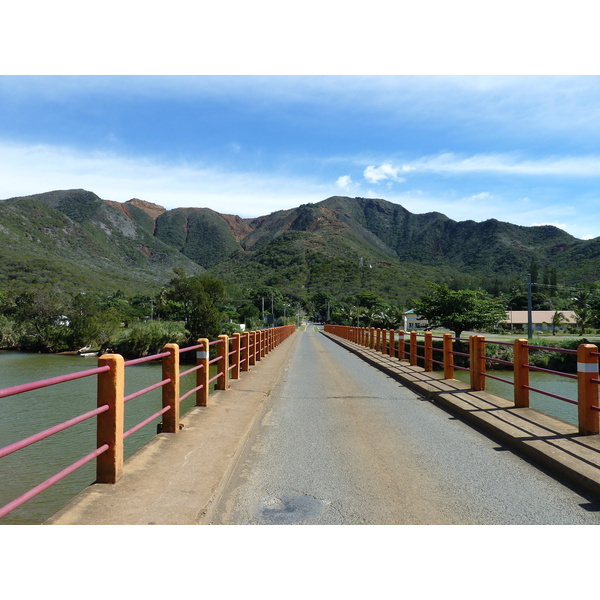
[310,291,337,322]
[66,293,103,349]
[413,284,507,339]
[11,285,69,352]
[249,285,284,323]
[573,291,592,335]
[164,270,225,340]
[551,311,567,336]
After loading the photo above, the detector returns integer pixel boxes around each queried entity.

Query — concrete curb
[322,331,600,500]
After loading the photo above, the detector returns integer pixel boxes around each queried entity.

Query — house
[502,310,578,333]
[402,309,429,331]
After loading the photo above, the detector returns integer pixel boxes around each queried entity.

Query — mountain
[0,189,203,293]
[200,196,589,303]
[0,190,596,304]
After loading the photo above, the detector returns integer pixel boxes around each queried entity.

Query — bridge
[3,325,600,524]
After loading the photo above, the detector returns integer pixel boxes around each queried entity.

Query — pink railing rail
[0,365,111,519]
[0,325,296,520]
[324,324,599,436]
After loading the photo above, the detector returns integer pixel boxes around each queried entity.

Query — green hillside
[154,207,240,268]
[0,189,203,294]
[2,190,599,308]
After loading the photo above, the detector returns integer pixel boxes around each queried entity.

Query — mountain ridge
[0,189,595,303]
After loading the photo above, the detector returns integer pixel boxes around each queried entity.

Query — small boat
[77,346,98,357]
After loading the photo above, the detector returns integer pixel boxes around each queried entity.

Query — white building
[402,309,429,331]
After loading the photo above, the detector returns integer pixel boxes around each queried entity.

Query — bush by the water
[109,321,187,358]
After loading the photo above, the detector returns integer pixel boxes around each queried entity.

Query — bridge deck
[324,332,600,501]
[44,329,600,524]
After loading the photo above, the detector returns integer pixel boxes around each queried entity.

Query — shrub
[109,321,187,358]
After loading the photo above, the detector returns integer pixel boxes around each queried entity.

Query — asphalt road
[208,327,600,524]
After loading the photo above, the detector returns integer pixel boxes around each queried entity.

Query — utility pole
[262,297,265,325]
[527,273,533,339]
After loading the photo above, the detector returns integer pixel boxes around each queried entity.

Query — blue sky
[2,3,600,241]
[2,75,600,239]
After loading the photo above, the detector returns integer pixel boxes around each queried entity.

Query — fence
[324,325,600,436]
[0,325,295,519]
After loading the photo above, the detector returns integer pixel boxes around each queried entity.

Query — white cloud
[364,162,413,184]
[408,152,600,177]
[335,175,353,190]
[0,140,326,217]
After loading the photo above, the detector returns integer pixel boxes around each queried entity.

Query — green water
[0,352,206,525]
[453,368,578,426]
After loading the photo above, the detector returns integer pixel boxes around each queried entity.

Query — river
[0,351,206,525]
[453,368,578,426]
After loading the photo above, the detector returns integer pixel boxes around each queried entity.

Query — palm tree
[573,292,592,335]
[551,311,566,336]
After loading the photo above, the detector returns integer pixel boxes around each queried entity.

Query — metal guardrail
[0,326,296,519]
[324,325,600,436]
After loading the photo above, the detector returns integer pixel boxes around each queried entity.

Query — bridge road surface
[207,327,600,525]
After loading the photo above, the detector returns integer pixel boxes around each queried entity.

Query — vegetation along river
[0,351,211,525]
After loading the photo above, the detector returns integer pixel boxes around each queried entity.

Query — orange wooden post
[424,332,433,371]
[161,343,180,433]
[577,343,600,435]
[398,331,405,361]
[96,354,124,483]
[443,333,454,379]
[469,335,477,389]
[241,331,250,372]
[232,332,241,379]
[409,331,417,366]
[369,327,375,349]
[249,331,257,366]
[389,330,395,358]
[197,338,210,406]
[255,330,262,361]
[375,328,381,352]
[469,335,486,391]
[216,334,229,390]
[513,338,529,408]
